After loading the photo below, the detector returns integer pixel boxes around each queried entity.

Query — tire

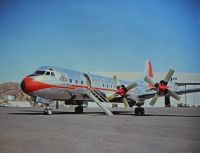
[44,109,48,115]
[47,109,52,115]
[140,108,145,116]
[44,108,52,115]
[135,108,140,116]
[135,107,145,116]
[75,107,83,114]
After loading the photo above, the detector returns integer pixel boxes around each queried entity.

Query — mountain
[0,82,30,101]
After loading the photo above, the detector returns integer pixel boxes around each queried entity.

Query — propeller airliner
[21,60,200,116]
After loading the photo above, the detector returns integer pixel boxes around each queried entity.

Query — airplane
[20,60,200,116]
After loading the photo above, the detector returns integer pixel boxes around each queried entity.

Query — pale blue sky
[0,0,200,82]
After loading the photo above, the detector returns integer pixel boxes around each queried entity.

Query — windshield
[29,69,55,77]
[35,71,46,75]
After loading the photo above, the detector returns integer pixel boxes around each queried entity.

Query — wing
[176,83,200,86]
[175,88,200,95]
[137,88,200,100]
[137,91,156,99]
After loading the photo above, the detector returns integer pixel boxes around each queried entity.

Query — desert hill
[0,82,30,101]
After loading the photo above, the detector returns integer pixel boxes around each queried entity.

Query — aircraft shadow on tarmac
[7,110,135,116]
[8,110,108,116]
[144,114,200,118]
[7,110,200,117]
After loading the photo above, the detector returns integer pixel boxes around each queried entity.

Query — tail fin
[144,59,154,88]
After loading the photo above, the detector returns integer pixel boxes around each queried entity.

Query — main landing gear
[135,107,145,116]
[75,106,83,114]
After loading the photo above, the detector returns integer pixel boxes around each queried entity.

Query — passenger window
[107,84,108,88]
[102,84,104,87]
[81,81,83,85]
[70,79,72,83]
[75,80,78,84]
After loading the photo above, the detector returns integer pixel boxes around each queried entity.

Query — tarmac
[0,107,200,153]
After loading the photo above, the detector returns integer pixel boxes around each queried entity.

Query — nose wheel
[44,108,53,115]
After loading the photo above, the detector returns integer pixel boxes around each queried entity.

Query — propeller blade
[113,75,121,87]
[168,90,181,101]
[164,69,175,82]
[107,93,117,101]
[150,94,159,106]
[126,82,137,91]
[144,76,155,86]
[122,97,130,109]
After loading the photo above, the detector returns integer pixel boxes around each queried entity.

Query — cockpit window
[34,69,55,77]
[46,71,50,75]
[35,71,46,75]
[51,72,55,77]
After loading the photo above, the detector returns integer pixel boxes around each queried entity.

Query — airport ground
[0,107,200,153]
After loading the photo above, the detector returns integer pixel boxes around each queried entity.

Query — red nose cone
[21,77,36,94]
[21,76,59,94]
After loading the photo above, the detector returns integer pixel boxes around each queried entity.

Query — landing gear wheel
[135,107,145,116]
[140,107,145,116]
[44,108,48,114]
[47,109,53,115]
[135,107,140,116]
[75,107,83,114]
[44,108,53,115]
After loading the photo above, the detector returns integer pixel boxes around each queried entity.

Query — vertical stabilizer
[144,59,154,88]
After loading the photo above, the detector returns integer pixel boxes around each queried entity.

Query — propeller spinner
[144,69,181,106]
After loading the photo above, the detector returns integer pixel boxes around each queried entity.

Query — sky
[0,0,200,83]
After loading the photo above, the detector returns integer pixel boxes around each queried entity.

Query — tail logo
[147,61,154,88]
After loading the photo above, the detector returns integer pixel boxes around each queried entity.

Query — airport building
[93,72,200,107]
[8,100,32,107]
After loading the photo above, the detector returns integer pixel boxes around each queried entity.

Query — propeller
[107,75,137,109]
[144,69,181,106]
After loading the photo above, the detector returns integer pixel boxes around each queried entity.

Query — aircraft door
[83,74,92,87]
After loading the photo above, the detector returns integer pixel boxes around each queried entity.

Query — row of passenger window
[68,78,115,89]
[69,79,84,85]
[92,79,116,88]
[92,78,114,84]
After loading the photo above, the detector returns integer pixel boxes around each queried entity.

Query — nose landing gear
[44,107,53,115]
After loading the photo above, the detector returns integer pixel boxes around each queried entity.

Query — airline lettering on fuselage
[60,73,67,82]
